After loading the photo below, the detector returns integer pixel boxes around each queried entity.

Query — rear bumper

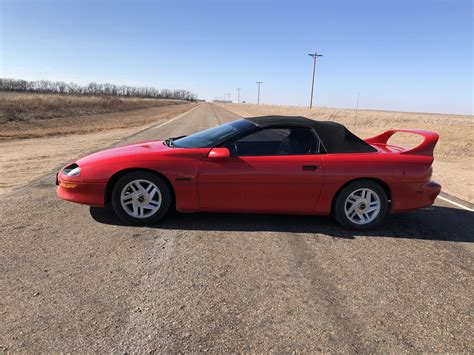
[391,180,441,213]
[57,177,106,207]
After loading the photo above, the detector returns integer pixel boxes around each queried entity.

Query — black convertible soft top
[245,115,377,154]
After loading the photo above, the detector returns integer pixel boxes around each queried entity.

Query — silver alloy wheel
[344,188,381,225]
[120,179,162,219]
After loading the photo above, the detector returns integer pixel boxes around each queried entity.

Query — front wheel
[111,171,171,225]
[333,180,389,230]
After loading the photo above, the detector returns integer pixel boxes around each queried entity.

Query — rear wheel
[111,171,171,225]
[333,180,388,230]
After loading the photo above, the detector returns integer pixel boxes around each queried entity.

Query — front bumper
[56,172,106,207]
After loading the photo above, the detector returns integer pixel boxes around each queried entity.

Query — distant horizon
[3,76,472,117]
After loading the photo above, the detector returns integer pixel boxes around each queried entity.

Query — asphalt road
[1,103,473,352]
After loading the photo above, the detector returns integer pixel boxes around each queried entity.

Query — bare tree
[0,78,197,101]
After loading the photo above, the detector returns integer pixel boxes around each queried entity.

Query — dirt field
[0,92,191,140]
[0,93,196,193]
[218,103,474,203]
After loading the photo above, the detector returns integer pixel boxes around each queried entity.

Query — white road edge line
[152,104,200,129]
[436,195,474,212]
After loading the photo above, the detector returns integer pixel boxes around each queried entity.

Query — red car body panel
[57,129,441,215]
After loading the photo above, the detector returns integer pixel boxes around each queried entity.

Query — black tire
[111,171,171,225]
[333,180,389,230]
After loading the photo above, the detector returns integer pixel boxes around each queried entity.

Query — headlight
[63,164,81,176]
[67,167,81,176]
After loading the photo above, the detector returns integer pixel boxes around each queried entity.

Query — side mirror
[208,147,230,159]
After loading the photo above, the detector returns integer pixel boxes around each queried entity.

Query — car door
[197,126,324,214]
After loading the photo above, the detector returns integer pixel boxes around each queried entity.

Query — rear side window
[227,127,320,156]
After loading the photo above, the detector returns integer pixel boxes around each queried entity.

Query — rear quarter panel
[318,151,434,214]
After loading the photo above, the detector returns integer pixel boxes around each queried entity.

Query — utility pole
[256,81,263,104]
[237,88,241,104]
[354,91,360,127]
[308,51,323,109]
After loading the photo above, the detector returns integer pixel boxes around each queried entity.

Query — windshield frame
[173,119,257,149]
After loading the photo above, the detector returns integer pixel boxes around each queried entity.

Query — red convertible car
[57,116,441,230]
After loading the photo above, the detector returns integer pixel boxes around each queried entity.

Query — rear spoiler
[365,129,439,156]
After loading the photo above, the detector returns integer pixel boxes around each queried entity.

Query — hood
[76,140,170,166]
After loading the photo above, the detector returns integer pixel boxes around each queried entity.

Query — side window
[227,127,319,156]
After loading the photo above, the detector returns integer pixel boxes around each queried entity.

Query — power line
[354,91,360,127]
[256,81,263,104]
[308,51,323,109]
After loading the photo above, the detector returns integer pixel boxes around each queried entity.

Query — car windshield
[173,119,256,148]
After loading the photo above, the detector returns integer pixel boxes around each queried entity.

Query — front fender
[84,158,202,212]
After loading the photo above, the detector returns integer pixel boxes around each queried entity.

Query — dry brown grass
[218,103,473,160]
[219,103,474,202]
[0,92,187,122]
[0,100,196,194]
[0,92,195,140]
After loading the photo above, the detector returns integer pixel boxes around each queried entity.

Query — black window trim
[217,125,327,157]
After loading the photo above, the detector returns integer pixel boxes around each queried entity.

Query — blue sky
[1,0,472,114]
